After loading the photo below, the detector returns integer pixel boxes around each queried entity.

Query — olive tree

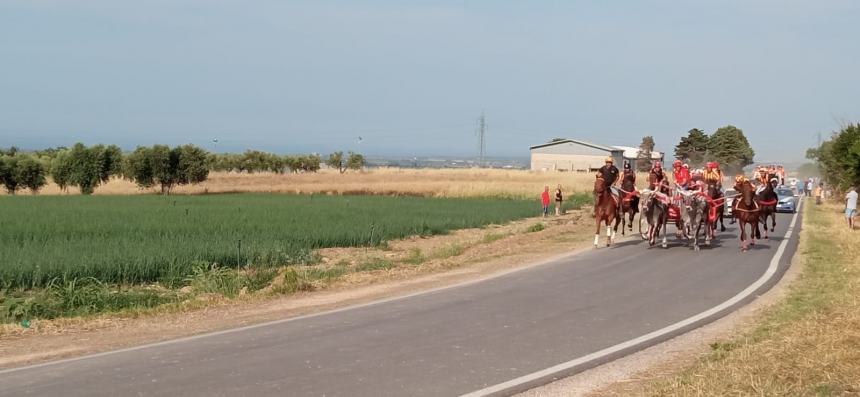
[123,144,209,194]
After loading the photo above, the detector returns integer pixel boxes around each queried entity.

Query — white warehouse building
[530,139,664,172]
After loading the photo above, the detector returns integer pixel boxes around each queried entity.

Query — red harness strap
[757,198,778,206]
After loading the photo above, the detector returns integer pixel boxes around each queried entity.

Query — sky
[1,1,859,162]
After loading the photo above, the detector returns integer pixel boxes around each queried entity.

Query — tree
[706,125,755,175]
[176,144,210,186]
[636,136,655,172]
[67,143,102,195]
[16,155,48,193]
[674,128,710,167]
[95,144,123,184]
[123,144,210,194]
[50,150,74,192]
[326,151,346,173]
[347,152,365,171]
[299,154,321,172]
[0,156,21,194]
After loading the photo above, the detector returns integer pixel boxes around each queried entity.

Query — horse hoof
[662,243,668,248]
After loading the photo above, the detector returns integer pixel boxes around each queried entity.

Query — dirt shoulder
[0,208,605,369]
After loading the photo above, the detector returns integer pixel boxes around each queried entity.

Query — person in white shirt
[846,187,858,230]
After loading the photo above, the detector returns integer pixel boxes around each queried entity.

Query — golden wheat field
[25,169,651,199]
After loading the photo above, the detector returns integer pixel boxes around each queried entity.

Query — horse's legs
[739,221,748,251]
[770,213,776,233]
[661,215,668,248]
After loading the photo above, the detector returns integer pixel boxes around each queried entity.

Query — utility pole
[475,111,486,167]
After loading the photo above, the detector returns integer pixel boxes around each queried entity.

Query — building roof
[612,145,664,160]
[529,139,620,152]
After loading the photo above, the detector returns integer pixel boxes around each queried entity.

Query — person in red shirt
[672,160,691,190]
[541,185,551,217]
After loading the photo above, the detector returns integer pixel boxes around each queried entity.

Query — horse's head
[594,175,605,194]
[741,180,754,207]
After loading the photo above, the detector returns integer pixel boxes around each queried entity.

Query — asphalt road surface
[0,210,802,397]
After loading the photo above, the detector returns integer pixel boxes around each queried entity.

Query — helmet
[735,175,745,183]
[653,161,662,169]
[706,162,717,169]
[682,163,690,169]
[605,156,614,163]
[713,162,720,168]
[673,159,682,167]
[623,161,631,170]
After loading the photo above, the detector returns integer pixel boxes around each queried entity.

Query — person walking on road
[554,184,564,216]
[541,185,551,217]
[846,187,858,230]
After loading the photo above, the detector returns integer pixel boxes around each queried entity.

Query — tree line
[0,144,366,195]
[672,125,755,175]
[806,123,860,191]
[629,125,754,175]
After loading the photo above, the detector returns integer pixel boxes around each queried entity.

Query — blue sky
[1,1,858,162]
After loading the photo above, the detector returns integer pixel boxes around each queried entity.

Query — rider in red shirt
[672,160,691,190]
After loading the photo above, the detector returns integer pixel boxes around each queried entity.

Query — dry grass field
[26,168,650,199]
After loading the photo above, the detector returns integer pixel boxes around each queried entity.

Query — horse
[618,175,639,235]
[706,182,727,233]
[756,179,778,239]
[734,180,761,251]
[593,175,620,247]
[679,190,711,251]
[642,188,670,248]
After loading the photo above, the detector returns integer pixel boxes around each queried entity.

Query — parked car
[724,189,736,217]
[775,186,798,213]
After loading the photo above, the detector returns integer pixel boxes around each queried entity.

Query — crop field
[0,194,545,290]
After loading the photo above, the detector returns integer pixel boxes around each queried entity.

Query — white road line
[460,199,803,397]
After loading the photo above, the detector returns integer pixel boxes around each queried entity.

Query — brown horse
[706,182,727,233]
[593,175,620,247]
[735,180,761,251]
[756,179,778,239]
[618,174,639,235]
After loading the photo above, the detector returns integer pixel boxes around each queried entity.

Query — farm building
[529,139,664,172]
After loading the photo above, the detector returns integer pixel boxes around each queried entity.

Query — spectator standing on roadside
[541,185,551,217]
[815,183,824,205]
[806,179,813,197]
[554,184,564,216]
[796,179,804,196]
[846,187,858,230]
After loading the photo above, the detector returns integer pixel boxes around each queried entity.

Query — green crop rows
[1,194,538,289]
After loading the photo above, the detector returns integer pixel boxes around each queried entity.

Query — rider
[648,161,669,194]
[704,162,723,190]
[672,159,691,190]
[622,160,636,184]
[594,157,620,214]
[756,167,770,190]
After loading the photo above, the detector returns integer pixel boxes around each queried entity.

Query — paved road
[0,211,801,397]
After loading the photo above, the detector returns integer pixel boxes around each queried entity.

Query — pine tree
[674,128,709,167]
[707,125,755,175]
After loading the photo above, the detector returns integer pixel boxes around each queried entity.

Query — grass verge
[641,202,860,396]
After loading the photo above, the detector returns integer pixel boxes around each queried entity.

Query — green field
[1,194,544,289]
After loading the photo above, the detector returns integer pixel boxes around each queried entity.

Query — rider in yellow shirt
[704,162,723,190]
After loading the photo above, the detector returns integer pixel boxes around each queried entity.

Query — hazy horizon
[3,1,859,163]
